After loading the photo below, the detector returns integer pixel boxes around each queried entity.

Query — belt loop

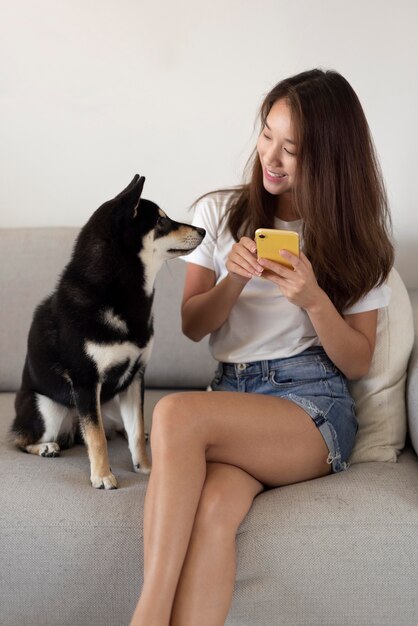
[261,360,269,382]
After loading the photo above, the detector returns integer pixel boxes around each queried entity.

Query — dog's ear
[115,175,145,217]
[113,174,139,199]
[132,175,146,217]
[112,175,146,236]
[114,174,145,204]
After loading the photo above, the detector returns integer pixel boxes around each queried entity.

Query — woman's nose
[265,145,283,167]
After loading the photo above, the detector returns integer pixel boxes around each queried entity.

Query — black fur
[10,175,205,488]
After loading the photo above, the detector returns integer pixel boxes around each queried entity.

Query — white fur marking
[138,232,164,296]
[138,224,204,295]
[36,394,75,442]
[119,378,141,446]
[101,308,128,334]
[118,377,151,472]
[84,341,142,377]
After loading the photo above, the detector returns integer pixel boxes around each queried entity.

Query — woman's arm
[258,251,377,380]
[306,296,377,380]
[181,237,264,342]
[181,265,244,342]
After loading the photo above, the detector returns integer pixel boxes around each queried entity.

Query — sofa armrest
[407,290,418,455]
[407,343,418,453]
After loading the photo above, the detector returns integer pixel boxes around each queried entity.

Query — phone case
[255,228,300,268]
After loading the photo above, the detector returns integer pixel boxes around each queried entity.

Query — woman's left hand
[258,250,324,312]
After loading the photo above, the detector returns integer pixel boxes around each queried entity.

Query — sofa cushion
[2,391,418,626]
[0,228,79,392]
[348,268,414,463]
[0,228,414,464]
[0,228,216,392]
[146,259,217,388]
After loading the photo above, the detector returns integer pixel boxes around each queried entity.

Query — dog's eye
[157,215,168,226]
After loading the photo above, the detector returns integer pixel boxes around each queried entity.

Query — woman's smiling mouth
[264,168,287,182]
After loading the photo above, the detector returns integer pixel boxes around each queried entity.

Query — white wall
[1,0,417,286]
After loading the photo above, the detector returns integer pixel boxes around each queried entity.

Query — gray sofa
[1,227,418,626]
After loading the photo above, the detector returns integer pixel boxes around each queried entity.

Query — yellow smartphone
[255,228,300,269]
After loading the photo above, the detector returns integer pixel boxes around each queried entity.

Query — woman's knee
[150,392,202,445]
[194,464,263,533]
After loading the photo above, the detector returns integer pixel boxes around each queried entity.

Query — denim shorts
[209,347,358,473]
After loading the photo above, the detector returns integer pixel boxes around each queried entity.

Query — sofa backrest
[0,228,216,392]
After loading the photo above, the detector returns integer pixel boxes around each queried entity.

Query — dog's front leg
[119,374,151,474]
[74,384,118,489]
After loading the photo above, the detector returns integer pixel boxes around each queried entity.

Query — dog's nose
[196,227,206,238]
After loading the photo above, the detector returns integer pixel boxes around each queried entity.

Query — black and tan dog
[10,175,205,489]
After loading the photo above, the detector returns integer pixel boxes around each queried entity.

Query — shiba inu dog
[10,175,205,489]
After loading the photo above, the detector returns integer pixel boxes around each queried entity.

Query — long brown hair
[199,69,394,313]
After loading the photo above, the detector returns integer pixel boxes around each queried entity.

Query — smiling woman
[223,69,394,314]
[130,69,396,626]
[257,99,298,209]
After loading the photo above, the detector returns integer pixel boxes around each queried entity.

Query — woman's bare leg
[130,391,331,625]
[130,417,208,626]
[170,462,264,626]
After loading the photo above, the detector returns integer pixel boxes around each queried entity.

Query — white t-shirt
[182,190,391,363]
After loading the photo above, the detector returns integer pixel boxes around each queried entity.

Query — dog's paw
[90,471,118,490]
[134,462,152,475]
[39,442,61,457]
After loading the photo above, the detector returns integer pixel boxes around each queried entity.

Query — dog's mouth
[167,247,193,253]
[165,229,205,255]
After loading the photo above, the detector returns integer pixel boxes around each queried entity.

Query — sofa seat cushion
[231,442,418,626]
[2,391,418,626]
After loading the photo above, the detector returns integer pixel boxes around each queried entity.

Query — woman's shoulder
[193,186,242,213]
[182,188,240,271]
[343,282,392,315]
[189,187,242,235]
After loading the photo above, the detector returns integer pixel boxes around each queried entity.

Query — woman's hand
[226,237,264,285]
[258,250,325,312]
[259,249,378,379]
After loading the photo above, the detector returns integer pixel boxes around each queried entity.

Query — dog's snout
[196,227,206,238]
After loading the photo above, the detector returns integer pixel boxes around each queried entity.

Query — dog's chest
[84,339,153,386]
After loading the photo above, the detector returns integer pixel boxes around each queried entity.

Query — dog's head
[110,175,205,260]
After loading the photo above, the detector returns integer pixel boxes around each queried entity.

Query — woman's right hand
[226,237,264,284]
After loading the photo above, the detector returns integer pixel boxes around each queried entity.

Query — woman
[130,69,394,626]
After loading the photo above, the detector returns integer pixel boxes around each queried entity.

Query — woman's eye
[284,147,296,156]
[263,133,271,140]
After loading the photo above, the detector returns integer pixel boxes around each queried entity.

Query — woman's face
[257,98,298,198]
